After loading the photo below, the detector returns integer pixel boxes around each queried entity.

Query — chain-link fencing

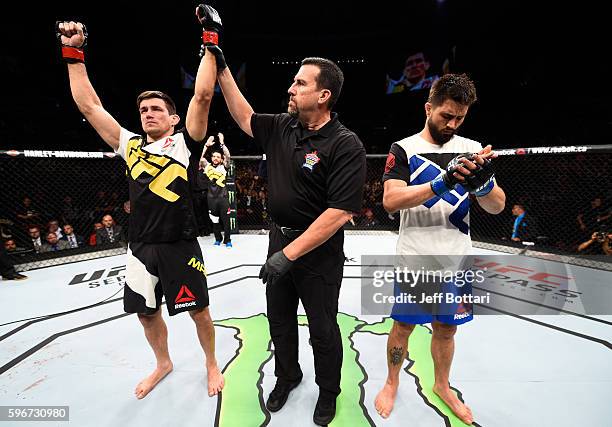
[1,145,610,271]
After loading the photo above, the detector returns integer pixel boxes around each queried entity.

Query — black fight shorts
[123,239,210,316]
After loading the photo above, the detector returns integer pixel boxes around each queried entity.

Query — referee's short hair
[301,57,344,110]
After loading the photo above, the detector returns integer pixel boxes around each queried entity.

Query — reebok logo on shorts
[175,284,197,309]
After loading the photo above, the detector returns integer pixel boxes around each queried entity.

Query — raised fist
[196,4,222,38]
[56,21,87,48]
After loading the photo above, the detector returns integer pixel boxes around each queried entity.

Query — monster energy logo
[228,190,235,204]
[213,313,472,427]
[230,217,236,230]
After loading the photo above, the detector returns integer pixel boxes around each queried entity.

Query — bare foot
[433,384,474,425]
[374,382,398,419]
[134,361,173,400]
[207,363,225,396]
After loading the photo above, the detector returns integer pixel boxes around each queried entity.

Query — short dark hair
[211,150,224,159]
[428,73,477,107]
[136,91,177,115]
[301,57,344,109]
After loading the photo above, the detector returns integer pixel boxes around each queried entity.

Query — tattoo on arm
[389,346,404,366]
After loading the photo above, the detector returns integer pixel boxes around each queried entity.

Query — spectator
[47,219,64,240]
[96,214,123,245]
[4,239,16,252]
[27,226,43,253]
[258,154,267,180]
[0,244,27,281]
[91,191,108,221]
[40,232,70,253]
[89,222,103,246]
[386,52,440,95]
[577,231,612,255]
[62,224,85,248]
[359,208,379,228]
[114,201,132,240]
[511,204,538,243]
[0,218,16,241]
[60,195,80,226]
[105,191,121,215]
[15,196,42,227]
[4,239,30,256]
[577,197,610,236]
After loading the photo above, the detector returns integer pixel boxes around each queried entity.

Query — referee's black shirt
[251,113,366,229]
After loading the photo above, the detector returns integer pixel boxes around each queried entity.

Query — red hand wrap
[202,30,218,45]
[61,46,85,63]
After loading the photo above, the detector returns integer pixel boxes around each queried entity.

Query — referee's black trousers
[266,226,343,399]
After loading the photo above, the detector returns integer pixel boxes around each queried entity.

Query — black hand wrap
[430,153,471,197]
[460,156,495,196]
[259,250,293,286]
[55,21,88,63]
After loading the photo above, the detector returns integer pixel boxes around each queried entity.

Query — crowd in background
[2,192,129,258]
[1,157,610,261]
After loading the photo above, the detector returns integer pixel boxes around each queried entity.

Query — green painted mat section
[214,314,470,426]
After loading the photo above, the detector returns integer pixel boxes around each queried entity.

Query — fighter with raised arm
[56,5,225,399]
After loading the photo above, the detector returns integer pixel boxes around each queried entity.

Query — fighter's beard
[427,120,454,145]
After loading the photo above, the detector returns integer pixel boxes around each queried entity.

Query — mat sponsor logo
[67,265,125,288]
[473,258,581,300]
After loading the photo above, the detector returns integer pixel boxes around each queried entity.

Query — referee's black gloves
[259,250,293,286]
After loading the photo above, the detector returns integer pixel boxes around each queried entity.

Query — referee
[210,41,366,425]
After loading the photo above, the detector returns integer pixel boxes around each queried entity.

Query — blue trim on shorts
[391,312,473,325]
